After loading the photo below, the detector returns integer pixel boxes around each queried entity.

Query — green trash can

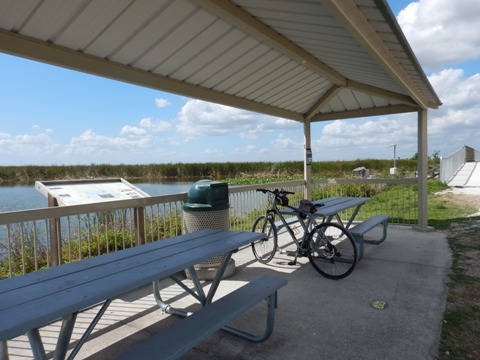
[182,180,233,279]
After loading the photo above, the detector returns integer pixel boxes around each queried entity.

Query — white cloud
[271,134,302,150]
[312,115,419,160]
[397,0,480,71]
[120,118,172,137]
[120,125,147,136]
[139,117,172,132]
[176,99,297,139]
[0,131,59,159]
[426,69,480,150]
[65,130,153,156]
[155,98,171,108]
[234,145,267,154]
[204,148,223,156]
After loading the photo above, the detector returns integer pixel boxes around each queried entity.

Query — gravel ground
[436,186,480,216]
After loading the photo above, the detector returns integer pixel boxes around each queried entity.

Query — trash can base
[185,259,236,280]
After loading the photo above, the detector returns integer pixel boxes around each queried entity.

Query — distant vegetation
[0,159,425,184]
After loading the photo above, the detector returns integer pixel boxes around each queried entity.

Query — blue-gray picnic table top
[0,229,263,342]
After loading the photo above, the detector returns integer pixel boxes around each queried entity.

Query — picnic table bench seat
[117,275,287,360]
[349,215,389,260]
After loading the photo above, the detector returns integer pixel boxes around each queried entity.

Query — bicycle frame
[265,197,319,254]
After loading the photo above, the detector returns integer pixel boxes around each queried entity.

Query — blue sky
[1,0,479,166]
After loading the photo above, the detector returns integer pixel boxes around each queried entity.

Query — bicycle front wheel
[307,222,357,279]
[251,215,278,264]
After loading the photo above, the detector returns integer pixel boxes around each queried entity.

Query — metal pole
[393,144,397,169]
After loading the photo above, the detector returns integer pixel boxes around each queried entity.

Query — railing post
[48,194,62,266]
[134,207,146,246]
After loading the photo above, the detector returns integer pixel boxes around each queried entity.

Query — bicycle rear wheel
[251,215,278,264]
[307,222,357,279]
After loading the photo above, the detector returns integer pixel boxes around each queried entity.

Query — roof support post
[304,119,312,200]
[416,109,429,230]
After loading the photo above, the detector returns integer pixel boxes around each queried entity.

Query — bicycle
[251,188,358,279]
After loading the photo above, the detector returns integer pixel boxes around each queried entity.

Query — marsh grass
[0,160,421,184]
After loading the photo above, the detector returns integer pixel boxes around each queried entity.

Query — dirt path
[435,187,480,216]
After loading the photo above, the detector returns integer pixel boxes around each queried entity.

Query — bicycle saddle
[297,199,316,214]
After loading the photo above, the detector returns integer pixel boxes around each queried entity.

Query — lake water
[0,182,194,213]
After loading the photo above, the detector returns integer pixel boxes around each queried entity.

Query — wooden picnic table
[0,229,282,359]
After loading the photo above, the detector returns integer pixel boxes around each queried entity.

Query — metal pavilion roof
[0,0,441,124]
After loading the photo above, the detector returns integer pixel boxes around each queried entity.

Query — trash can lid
[183,179,229,211]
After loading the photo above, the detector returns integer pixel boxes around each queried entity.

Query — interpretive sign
[35,178,149,206]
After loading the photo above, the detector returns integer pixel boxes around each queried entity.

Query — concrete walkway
[448,162,480,187]
[6,224,451,360]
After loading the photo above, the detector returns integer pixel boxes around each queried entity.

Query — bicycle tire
[251,215,278,264]
[306,222,357,279]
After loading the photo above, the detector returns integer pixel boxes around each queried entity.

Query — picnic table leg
[345,205,363,229]
[153,252,235,316]
[205,253,234,305]
[27,329,47,360]
[1,341,9,360]
[68,299,112,360]
[222,291,278,342]
[54,313,77,360]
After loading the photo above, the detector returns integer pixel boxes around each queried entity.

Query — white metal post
[304,119,312,200]
[417,110,429,230]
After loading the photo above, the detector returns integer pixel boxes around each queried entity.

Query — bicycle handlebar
[256,188,295,195]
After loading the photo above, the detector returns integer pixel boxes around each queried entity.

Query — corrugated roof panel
[236,0,408,97]
[0,0,440,122]
[54,0,131,51]
[200,42,272,90]
[237,59,302,98]
[134,9,218,71]
[281,81,332,113]
[214,51,284,94]
[370,95,392,108]
[169,26,246,82]
[254,68,319,103]
[109,1,197,65]
[256,71,322,109]
[351,90,376,108]
[188,35,259,86]
[337,90,362,111]
[17,1,85,41]
[210,47,280,93]
[84,0,171,58]
[160,19,231,78]
[0,0,40,30]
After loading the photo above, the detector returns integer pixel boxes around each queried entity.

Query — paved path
[448,162,480,187]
